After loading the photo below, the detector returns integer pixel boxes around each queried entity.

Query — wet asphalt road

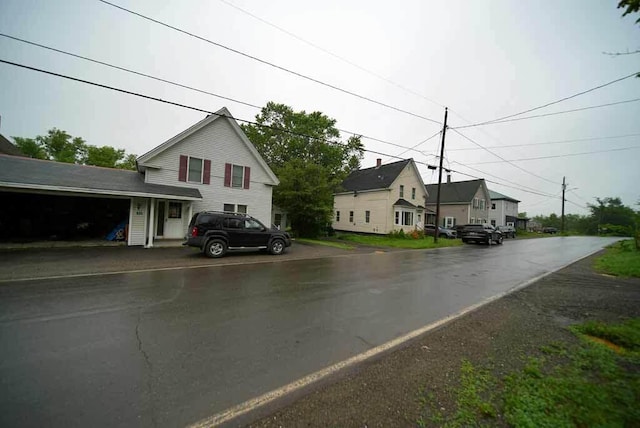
[0,237,619,427]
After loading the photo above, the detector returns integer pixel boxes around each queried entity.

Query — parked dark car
[496,225,516,238]
[460,224,503,245]
[424,224,457,239]
[184,211,292,258]
[542,227,558,234]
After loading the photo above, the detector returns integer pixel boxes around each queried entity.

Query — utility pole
[561,176,566,234]
[434,107,448,243]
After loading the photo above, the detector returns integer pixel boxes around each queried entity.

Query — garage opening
[0,191,130,242]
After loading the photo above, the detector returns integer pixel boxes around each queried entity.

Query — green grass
[418,318,640,427]
[594,239,640,278]
[295,238,354,250]
[338,234,462,249]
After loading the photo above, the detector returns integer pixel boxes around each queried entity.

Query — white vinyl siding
[142,116,273,227]
[128,198,147,246]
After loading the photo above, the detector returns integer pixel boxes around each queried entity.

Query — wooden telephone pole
[434,107,448,243]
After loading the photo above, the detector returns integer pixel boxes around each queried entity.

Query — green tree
[618,0,640,23]
[83,145,126,168]
[12,128,137,170]
[241,102,364,237]
[587,197,637,236]
[13,137,47,159]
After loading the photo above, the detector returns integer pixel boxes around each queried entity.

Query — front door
[164,201,184,239]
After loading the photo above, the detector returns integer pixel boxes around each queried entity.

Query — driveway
[0,241,373,282]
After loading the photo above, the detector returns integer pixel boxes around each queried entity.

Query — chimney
[447,174,451,184]
[376,158,382,168]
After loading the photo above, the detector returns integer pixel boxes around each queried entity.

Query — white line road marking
[188,246,605,427]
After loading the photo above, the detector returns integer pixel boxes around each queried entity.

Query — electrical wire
[0,33,432,157]
[452,98,640,129]
[457,71,640,128]
[2,57,567,204]
[96,0,443,125]
[447,133,640,151]
[216,0,447,110]
[465,145,640,165]
[450,128,560,185]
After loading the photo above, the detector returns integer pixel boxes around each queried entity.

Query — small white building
[488,190,520,228]
[333,159,432,234]
[0,107,279,246]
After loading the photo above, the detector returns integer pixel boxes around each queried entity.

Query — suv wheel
[269,239,285,255]
[205,239,227,258]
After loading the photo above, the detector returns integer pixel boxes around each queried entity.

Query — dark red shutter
[224,163,232,187]
[203,159,211,185]
[243,166,251,189]
[178,155,188,182]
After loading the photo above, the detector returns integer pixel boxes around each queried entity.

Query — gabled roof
[393,198,416,208]
[137,107,279,185]
[425,179,486,204]
[0,134,24,156]
[489,189,520,203]
[0,155,202,200]
[340,159,412,192]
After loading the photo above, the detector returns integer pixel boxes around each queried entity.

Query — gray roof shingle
[425,179,485,204]
[0,155,202,199]
[488,189,520,203]
[340,159,411,192]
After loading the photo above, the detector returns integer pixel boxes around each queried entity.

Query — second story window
[365,210,370,223]
[188,157,203,182]
[224,163,251,189]
[179,155,211,184]
[232,165,244,188]
[400,185,404,198]
[336,211,340,222]
[412,187,416,200]
[349,211,354,223]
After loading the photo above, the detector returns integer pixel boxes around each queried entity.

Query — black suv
[184,211,291,258]
[460,224,503,245]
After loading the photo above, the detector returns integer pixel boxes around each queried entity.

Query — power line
[449,161,557,198]
[466,145,640,165]
[216,0,447,110]
[385,130,441,162]
[447,133,640,151]
[2,57,563,204]
[457,71,640,128]
[0,33,432,158]
[97,0,442,125]
[453,98,640,129]
[450,128,560,185]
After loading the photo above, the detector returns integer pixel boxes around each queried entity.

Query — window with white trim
[394,209,414,226]
[411,188,416,200]
[188,157,203,183]
[445,217,454,228]
[232,165,244,188]
[223,203,247,213]
[336,211,340,222]
[470,217,475,224]
[349,211,354,223]
[400,185,404,198]
[473,198,479,209]
[365,210,370,223]
[480,199,486,210]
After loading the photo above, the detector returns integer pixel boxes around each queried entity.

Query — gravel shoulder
[245,252,640,427]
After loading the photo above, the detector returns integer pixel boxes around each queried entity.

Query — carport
[0,154,202,246]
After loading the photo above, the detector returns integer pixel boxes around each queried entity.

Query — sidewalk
[245,253,640,427]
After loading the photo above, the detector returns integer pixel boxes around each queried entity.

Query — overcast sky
[1,0,638,216]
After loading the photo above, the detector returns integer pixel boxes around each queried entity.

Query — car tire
[269,239,286,255]
[205,239,227,258]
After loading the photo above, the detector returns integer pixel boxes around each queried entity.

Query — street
[0,237,619,427]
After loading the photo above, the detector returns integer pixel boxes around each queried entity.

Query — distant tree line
[13,128,137,170]
[533,197,639,243]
